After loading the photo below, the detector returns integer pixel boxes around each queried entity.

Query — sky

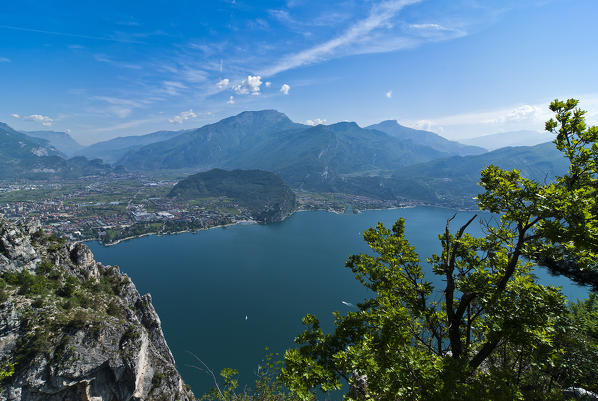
[1,0,597,145]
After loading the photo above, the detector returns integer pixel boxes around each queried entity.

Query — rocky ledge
[0,217,195,400]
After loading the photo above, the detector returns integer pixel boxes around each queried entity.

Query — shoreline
[89,203,481,247]
[95,218,259,247]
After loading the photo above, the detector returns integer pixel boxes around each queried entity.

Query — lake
[87,207,587,396]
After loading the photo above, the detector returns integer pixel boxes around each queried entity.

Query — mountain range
[0,123,115,179]
[115,110,489,191]
[1,110,569,208]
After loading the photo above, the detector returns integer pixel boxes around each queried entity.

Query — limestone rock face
[0,220,41,274]
[0,218,195,401]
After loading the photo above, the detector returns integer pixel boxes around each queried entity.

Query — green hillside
[168,168,296,223]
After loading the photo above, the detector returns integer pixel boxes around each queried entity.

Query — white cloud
[233,75,263,95]
[24,114,54,127]
[10,113,20,119]
[217,78,230,89]
[280,83,291,95]
[305,118,327,126]
[0,57,10,63]
[227,96,235,104]
[168,109,198,124]
[386,90,392,99]
[65,128,71,133]
[265,81,272,87]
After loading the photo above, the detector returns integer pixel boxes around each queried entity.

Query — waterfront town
[0,176,407,245]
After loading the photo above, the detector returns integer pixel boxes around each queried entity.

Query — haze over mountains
[75,130,186,164]
[366,120,484,156]
[22,130,84,157]
[0,123,114,179]
[461,130,555,150]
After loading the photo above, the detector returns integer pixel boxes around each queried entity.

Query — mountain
[118,110,303,170]
[387,142,568,206]
[169,168,296,223]
[460,130,555,150]
[118,110,471,191]
[0,218,195,400]
[228,121,454,190]
[366,120,486,156]
[0,122,115,179]
[308,142,568,208]
[76,130,185,164]
[22,130,83,157]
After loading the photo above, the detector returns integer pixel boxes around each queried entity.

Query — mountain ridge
[366,120,486,156]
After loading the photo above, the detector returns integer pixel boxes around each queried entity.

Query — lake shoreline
[91,203,481,247]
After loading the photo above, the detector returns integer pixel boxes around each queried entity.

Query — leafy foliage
[280,99,598,400]
[198,352,300,401]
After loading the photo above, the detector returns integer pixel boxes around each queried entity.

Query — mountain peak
[234,109,290,120]
[329,121,360,130]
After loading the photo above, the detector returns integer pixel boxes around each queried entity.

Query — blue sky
[1,0,597,144]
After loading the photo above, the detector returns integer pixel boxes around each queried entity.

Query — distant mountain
[460,130,555,150]
[169,168,296,223]
[0,122,115,179]
[366,120,486,156]
[22,130,83,157]
[387,142,568,207]
[1,122,62,162]
[76,130,185,164]
[118,110,471,191]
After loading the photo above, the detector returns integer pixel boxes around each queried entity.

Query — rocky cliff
[0,217,195,400]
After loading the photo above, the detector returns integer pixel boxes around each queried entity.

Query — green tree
[280,99,598,401]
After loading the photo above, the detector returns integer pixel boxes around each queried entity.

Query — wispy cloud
[280,83,291,95]
[92,96,143,107]
[386,90,392,99]
[90,117,164,133]
[402,94,598,138]
[227,96,235,104]
[94,54,142,70]
[261,0,421,76]
[0,57,10,63]
[162,81,188,96]
[0,24,145,44]
[10,113,20,119]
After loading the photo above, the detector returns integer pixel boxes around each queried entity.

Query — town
[0,175,409,245]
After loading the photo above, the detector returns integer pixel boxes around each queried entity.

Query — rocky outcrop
[0,218,195,401]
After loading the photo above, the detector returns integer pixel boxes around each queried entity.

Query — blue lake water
[86,207,588,397]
